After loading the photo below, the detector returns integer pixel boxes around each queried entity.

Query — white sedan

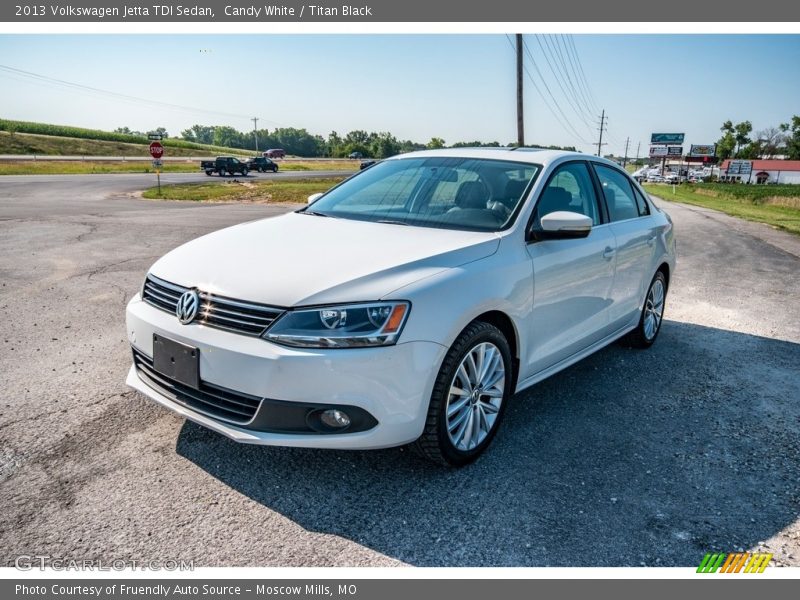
[126,149,675,466]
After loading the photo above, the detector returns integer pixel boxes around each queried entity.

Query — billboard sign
[651,133,685,144]
[649,145,668,157]
[667,146,683,157]
[728,160,752,175]
[690,144,716,157]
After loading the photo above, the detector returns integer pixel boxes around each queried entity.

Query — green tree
[734,121,752,156]
[181,124,215,145]
[781,116,800,160]
[427,137,446,149]
[716,120,737,161]
[370,132,401,158]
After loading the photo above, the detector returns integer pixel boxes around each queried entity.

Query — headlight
[264,301,410,348]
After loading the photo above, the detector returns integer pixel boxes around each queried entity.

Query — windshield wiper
[299,210,332,218]
[377,219,410,226]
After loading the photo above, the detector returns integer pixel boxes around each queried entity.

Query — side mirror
[530,211,593,241]
[307,192,324,204]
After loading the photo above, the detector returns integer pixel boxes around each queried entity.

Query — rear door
[524,161,617,375]
[591,163,659,330]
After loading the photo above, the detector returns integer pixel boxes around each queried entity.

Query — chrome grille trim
[142,274,284,337]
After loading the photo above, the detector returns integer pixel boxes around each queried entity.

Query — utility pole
[635,141,641,164]
[251,117,259,153]
[623,137,630,168]
[516,33,524,147]
[596,109,607,157]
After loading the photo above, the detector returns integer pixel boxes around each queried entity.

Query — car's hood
[149,212,500,306]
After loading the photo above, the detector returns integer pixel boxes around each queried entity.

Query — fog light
[320,409,351,429]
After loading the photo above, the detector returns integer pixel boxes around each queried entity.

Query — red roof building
[719,159,800,184]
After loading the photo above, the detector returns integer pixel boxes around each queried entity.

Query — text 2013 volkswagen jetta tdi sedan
[126,149,675,466]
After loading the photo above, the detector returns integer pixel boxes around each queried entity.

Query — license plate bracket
[153,334,200,389]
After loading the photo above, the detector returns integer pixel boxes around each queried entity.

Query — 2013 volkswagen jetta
[126,149,675,465]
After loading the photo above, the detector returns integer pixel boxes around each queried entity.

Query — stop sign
[149,141,164,159]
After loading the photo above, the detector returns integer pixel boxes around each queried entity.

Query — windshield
[304,157,540,232]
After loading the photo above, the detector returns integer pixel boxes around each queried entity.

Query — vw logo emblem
[176,290,200,324]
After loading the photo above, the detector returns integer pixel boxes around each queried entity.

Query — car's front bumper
[125,294,447,449]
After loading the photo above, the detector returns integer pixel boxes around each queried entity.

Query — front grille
[142,274,284,337]
[133,346,262,425]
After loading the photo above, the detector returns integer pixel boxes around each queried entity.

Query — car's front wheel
[413,321,512,467]
[625,270,667,349]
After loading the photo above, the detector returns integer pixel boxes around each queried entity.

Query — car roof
[387,147,620,169]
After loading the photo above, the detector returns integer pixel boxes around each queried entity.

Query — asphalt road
[0,174,798,568]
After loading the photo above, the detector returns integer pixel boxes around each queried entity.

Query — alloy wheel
[445,342,506,451]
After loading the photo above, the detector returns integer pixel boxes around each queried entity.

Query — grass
[141,177,348,203]
[0,158,357,176]
[0,161,207,175]
[0,130,255,158]
[643,183,800,236]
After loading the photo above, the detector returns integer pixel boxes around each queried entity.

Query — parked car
[348,151,364,159]
[359,159,378,170]
[264,149,286,159]
[201,156,249,177]
[646,174,665,183]
[127,149,675,466]
[246,157,279,173]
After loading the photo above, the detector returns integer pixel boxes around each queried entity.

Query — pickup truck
[201,157,249,176]
[245,157,279,173]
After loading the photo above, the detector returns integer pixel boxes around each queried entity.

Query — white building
[720,159,800,184]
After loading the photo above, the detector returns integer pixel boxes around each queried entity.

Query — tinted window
[534,162,601,226]
[305,157,540,232]
[633,186,651,216]
[594,164,641,222]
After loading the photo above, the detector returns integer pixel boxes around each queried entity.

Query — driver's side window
[535,162,601,226]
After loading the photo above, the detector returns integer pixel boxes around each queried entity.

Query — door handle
[602,247,615,260]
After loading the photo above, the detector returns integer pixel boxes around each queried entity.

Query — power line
[556,34,597,119]
[514,36,592,145]
[544,34,595,122]
[531,35,596,132]
[565,35,601,113]
[0,64,279,126]
[504,35,590,147]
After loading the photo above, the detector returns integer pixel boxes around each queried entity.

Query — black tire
[625,270,668,349]
[412,321,513,467]
[273,166,278,172]
[218,168,226,177]
[242,168,249,176]
[205,170,213,176]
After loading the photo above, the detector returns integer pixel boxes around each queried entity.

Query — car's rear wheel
[205,170,213,176]
[242,168,249,176]
[413,321,512,467]
[625,270,667,349]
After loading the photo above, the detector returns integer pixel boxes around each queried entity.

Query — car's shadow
[175,320,800,566]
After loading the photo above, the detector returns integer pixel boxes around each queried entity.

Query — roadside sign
[649,145,668,157]
[689,144,716,157]
[667,146,683,157]
[149,141,164,159]
[152,159,163,168]
[148,133,163,141]
[651,133,685,144]
[728,160,752,175]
